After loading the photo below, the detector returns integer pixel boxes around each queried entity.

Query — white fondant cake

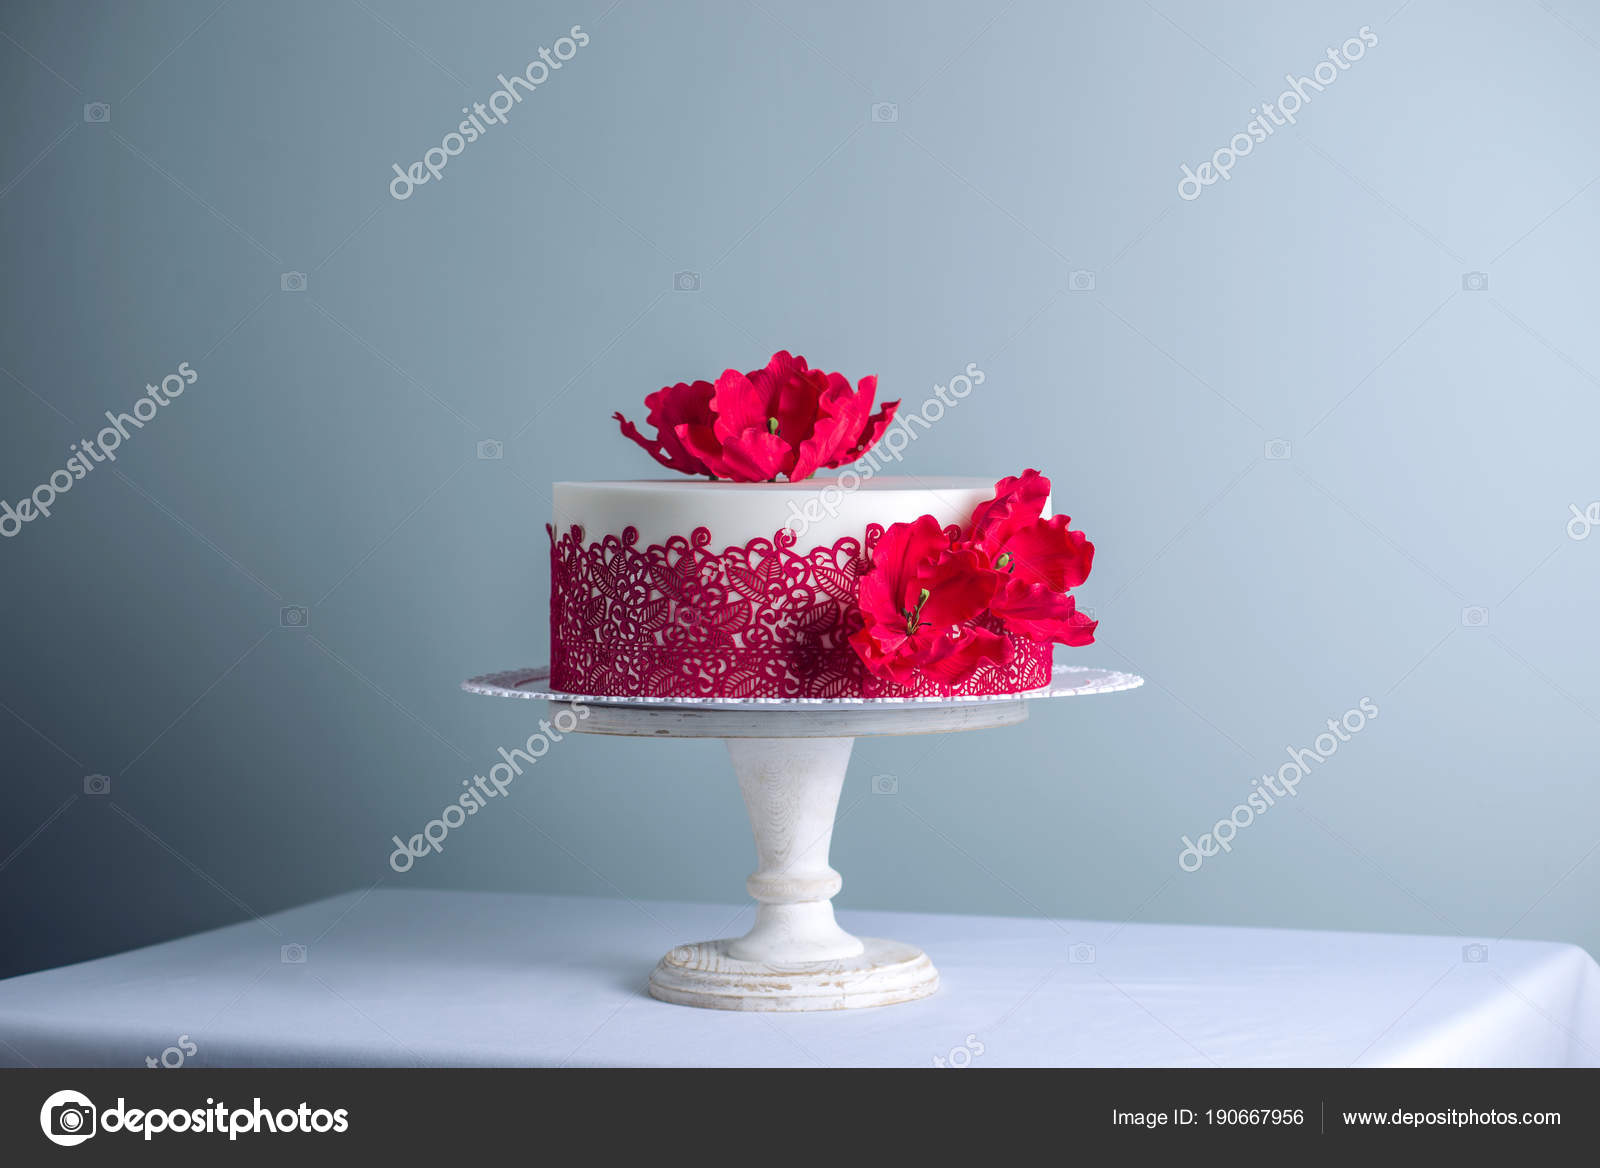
[546,477,1058,700]
[552,477,1045,547]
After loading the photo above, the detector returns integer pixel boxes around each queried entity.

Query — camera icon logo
[1068,942,1096,964]
[477,439,503,460]
[1264,438,1292,460]
[870,102,898,123]
[1462,942,1489,963]
[870,774,898,795]
[1068,269,1096,292]
[673,270,700,292]
[280,605,308,628]
[1461,271,1489,292]
[280,271,307,293]
[281,943,307,964]
[83,773,111,796]
[40,1089,97,1146]
[1461,605,1489,627]
[83,102,110,124]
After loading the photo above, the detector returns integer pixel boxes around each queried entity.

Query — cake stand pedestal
[462,666,1143,1012]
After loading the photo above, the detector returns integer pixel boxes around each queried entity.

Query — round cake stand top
[461,663,1144,739]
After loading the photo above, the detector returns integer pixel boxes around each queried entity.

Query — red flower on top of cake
[850,471,1098,687]
[614,351,898,482]
[611,378,718,477]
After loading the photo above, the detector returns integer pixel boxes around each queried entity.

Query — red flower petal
[913,547,1000,629]
[614,411,684,473]
[814,372,866,462]
[774,370,824,448]
[675,423,734,479]
[969,469,1051,557]
[849,624,921,686]
[990,578,1096,645]
[646,380,716,471]
[613,380,719,476]
[710,368,772,443]
[1000,514,1094,592]
[717,429,794,482]
[849,372,876,417]
[835,396,900,467]
[792,414,848,482]
[754,350,809,385]
[863,515,954,618]
[916,624,1012,684]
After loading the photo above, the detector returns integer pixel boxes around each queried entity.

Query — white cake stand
[462,664,1143,1012]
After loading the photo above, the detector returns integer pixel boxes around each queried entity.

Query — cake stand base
[641,734,939,1012]
[461,666,1145,1013]
[648,937,939,1012]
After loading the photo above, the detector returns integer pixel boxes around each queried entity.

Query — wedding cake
[548,351,1096,700]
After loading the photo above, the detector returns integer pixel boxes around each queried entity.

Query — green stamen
[902,587,931,634]
[767,417,780,434]
[996,552,1013,571]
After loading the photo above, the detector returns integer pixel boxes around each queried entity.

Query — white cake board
[463,664,1143,1011]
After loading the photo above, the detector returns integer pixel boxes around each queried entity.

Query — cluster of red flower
[614,353,1095,686]
[850,471,1095,686]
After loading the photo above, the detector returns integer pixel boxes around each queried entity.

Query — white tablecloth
[2,890,1596,1067]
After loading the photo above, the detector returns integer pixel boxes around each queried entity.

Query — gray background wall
[3,0,1597,982]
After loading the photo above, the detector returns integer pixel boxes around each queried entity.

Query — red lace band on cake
[548,523,1052,699]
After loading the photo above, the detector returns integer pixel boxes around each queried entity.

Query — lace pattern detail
[548,523,1051,699]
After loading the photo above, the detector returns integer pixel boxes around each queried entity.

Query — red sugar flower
[616,351,897,481]
[613,379,717,476]
[850,471,1098,688]
[850,516,1011,686]
[968,470,1096,647]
